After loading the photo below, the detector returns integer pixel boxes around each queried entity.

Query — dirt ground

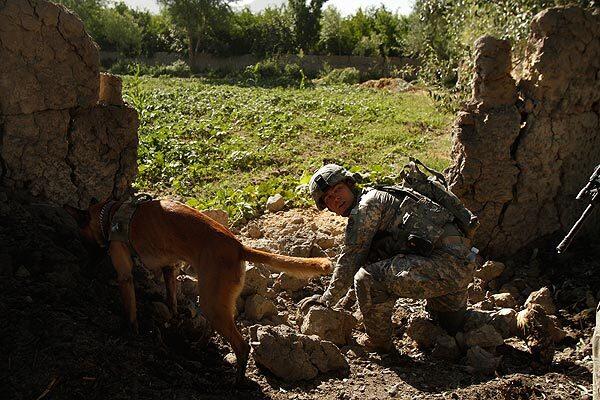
[1,194,597,400]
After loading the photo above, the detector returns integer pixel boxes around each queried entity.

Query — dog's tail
[242,246,332,279]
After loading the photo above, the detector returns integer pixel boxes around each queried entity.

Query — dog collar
[99,200,117,248]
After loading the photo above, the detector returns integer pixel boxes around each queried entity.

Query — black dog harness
[99,194,153,260]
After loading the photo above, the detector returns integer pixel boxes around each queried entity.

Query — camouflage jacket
[321,186,456,306]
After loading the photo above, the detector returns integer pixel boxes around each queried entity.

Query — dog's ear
[63,205,91,229]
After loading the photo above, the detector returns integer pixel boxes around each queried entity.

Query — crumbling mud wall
[447,6,600,258]
[0,0,138,207]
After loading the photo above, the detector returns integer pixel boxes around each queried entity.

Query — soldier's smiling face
[323,181,355,217]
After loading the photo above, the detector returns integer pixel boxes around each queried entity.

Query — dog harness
[100,193,153,259]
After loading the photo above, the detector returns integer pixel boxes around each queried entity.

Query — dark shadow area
[0,192,269,400]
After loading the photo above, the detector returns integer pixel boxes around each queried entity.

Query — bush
[152,60,192,78]
[316,67,360,85]
[109,60,191,78]
[242,59,308,87]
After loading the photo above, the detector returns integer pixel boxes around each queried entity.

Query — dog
[65,198,332,383]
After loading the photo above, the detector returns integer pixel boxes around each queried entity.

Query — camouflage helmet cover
[309,164,355,210]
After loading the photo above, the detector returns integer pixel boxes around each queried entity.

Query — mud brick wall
[447,6,600,258]
[0,0,138,207]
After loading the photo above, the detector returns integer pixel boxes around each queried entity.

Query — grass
[122,76,454,224]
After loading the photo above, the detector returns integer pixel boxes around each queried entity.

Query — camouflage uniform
[321,187,475,348]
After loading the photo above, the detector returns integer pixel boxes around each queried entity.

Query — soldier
[299,163,478,352]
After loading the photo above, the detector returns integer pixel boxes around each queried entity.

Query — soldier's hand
[298,294,325,314]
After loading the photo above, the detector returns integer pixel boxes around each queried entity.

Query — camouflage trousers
[593,302,600,400]
[354,236,474,347]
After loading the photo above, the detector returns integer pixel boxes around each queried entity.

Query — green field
[122,77,453,223]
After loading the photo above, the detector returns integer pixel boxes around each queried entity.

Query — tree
[158,0,232,62]
[318,6,355,55]
[288,0,328,52]
[57,0,143,55]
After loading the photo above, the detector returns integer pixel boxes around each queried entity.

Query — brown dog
[65,198,332,383]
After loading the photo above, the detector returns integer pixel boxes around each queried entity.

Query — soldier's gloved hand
[298,294,326,314]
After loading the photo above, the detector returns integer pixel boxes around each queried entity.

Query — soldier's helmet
[309,164,355,210]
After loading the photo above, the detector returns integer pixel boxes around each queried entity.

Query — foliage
[288,0,328,53]
[241,58,307,87]
[109,60,192,77]
[227,7,296,56]
[122,77,452,223]
[114,3,187,55]
[56,0,184,56]
[56,0,138,55]
[405,0,600,98]
[158,0,232,61]
[315,67,360,85]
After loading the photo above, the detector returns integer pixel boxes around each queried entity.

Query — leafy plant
[315,67,360,85]
[123,76,453,224]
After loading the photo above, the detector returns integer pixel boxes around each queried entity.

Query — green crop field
[122,76,454,224]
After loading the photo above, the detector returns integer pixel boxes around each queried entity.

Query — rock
[468,278,486,304]
[315,236,336,250]
[466,346,502,375]
[290,217,304,224]
[181,314,213,346]
[250,324,349,381]
[388,382,401,397]
[517,303,554,364]
[498,283,520,299]
[548,315,567,343]
[517,303,556,364]
[524,287,556,315]
[467,278,485,304]
[474,261,505,283]
[491,292,517,309]
[246,223,263,239]
[490,308,518,338]
[262,312,289,326]
[431,334,460,360]
[473,298,495,311]
[464,324,504,349]
[241,264,268,297]
[152,301,172,323]
[202,209,229,227]
[15,265,31,278]
[272,272,309,293]
[178,274,198,298]
[244,294,277,321]
[287,244,312,257]
[406,316,445,349]
[300,306,357,346]
[266,194,285,212]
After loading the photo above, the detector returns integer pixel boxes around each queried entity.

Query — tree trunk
[187,29,194,65]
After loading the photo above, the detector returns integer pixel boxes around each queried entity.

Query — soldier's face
[323,182,355,217]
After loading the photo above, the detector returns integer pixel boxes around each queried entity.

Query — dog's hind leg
[109,241,138,334]
[162,266,178,315]
[195,259,250,384]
